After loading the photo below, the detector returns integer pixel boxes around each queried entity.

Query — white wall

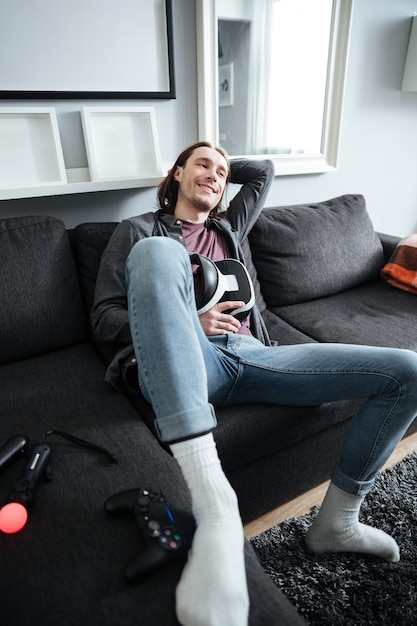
[1,0,417,236]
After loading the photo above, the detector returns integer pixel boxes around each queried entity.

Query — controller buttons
[160,535,179,549]
[159,529,182,550]
[146,520,160,537]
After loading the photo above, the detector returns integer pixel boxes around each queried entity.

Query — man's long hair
[157,141,231,217]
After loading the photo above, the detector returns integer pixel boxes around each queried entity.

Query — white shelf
[0,105,165,201]
[0,167,163,201]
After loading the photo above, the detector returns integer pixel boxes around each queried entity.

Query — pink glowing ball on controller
[0,502,28,534]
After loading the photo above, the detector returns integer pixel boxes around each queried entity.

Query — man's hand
[199,301,245,335]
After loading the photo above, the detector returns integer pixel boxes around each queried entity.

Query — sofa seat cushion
[261,307,318,345]
[0,341,190,625]
[0,215,87,363]
[0,340,302,625]
[271,279,417,349]
[249,194,385,307]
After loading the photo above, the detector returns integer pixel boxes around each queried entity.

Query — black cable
[45,430,118,464]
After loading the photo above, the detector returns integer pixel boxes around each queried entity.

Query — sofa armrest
[377,232,401,261]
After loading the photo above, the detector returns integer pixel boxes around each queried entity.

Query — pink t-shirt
[182,220,252,335]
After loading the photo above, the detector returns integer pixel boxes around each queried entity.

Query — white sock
[170,433,249,626]
[305,482,400,562]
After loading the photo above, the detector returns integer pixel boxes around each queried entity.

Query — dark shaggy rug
[250,452,417,625]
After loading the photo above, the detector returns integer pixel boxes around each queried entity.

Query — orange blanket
[381,233,417,294]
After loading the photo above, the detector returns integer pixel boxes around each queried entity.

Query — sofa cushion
[272,279,417,349]
[241,237,267,313]
[249,194,385,306]
[72,222,118,313]
[0,215,87,363]
[0,341,304,625]
[0,341,192,626]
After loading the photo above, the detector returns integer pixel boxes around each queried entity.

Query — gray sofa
[1,192,416,625]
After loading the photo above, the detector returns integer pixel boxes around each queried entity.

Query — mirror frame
[196,0,354,176]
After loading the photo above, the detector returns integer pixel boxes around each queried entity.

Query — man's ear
[173,166,182,183]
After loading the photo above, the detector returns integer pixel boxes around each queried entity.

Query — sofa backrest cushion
[0,215,88,364]
[248,194,385,307]
[72,222,118,314]
[241,237,267,313]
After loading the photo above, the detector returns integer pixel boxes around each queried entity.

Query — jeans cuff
[331,464,375,497]
[154,404,217,443]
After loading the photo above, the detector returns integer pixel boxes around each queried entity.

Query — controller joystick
[105,488,189,581]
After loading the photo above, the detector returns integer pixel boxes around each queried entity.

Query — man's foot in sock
[305,482,400,563]
[170,433,249,626]
[305,520,400,562]
[176,519,248,626]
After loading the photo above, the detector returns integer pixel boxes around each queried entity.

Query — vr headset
[190,253,255,321]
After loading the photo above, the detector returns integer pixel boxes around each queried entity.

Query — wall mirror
[0,0,175,99]
[196,0,353,176]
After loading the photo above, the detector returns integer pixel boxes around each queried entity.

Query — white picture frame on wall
[0,107,67,189]
[81,106,163,182]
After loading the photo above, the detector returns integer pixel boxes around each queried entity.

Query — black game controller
[104,488,189,581]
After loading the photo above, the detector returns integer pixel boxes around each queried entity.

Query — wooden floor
[244,431,417,540]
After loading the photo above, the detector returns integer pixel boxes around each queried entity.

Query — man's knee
[126,237,191,292]
[128,236,188,269]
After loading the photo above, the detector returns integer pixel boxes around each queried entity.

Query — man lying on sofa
[91,141,417,626]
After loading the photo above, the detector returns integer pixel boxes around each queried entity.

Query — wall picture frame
[0,107,67,189]
[81,106,163,182]
[0,0,175,99]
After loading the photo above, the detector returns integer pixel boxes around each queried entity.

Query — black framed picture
[0,0,175,99]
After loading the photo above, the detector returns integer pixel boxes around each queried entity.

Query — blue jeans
[126,237,417,496]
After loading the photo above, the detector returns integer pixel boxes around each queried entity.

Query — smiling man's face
[173,146,229,223]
